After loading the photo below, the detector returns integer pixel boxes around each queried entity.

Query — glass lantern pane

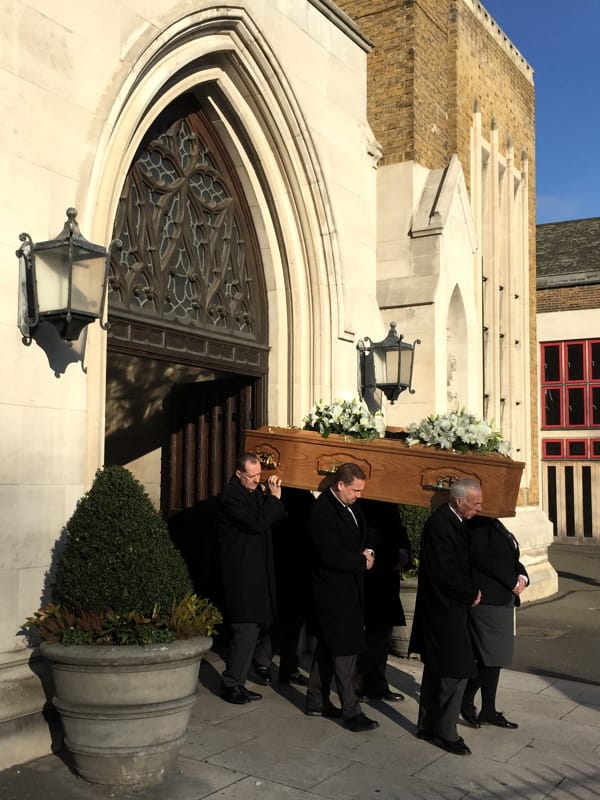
[70,249,106,316]
[399,347,412,387]
[35,248,70,313]
[384,349,400,384]
[18,251,35,335]
[373,350,387,385]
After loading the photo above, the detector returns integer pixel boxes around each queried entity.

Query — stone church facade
[0,0,555,769]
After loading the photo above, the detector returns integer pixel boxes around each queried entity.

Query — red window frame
[564,340,586,383]
[565,439,588,459]
[541,342,561,384]
[541,340,600,430]
[591,384,600,426]
[541,439,564,459]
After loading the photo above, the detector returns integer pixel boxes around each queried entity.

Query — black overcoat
[468,516,529,607]
[309,489,368,656]
[408,503,479,677]
[217,477,286,624]
[360,499,411,628]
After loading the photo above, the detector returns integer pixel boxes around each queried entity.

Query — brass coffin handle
[317,459,343,476]
[255,450,279,469]
[423,473,459,491]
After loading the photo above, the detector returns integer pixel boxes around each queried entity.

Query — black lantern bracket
[16,207,122,346]
[357,321,420,413]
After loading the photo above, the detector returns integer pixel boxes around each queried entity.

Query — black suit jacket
[408,503,479,677]
[309,489,367,656]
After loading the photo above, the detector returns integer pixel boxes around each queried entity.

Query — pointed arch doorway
[104,93,269,521]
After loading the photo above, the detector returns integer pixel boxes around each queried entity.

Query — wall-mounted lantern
[357,321,420,412]
[16,207,121,345]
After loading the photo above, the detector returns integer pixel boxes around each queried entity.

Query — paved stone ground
[511,543,600,685]
[0,649,598,800]
[1,542,598,799]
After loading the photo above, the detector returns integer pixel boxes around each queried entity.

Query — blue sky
[482,0,599,224]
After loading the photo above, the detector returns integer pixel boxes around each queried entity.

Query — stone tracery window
[108,107,263,343]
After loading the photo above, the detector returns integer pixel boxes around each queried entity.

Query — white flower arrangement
[405,410,512,457]
[302,397,386,440]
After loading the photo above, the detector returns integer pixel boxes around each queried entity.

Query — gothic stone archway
[105,93,269,518]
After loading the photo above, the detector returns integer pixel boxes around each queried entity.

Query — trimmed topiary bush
[54,465,191,614]
[25,465,221,645]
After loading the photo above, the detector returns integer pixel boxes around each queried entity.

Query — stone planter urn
[390,576,418,658]
[41,635,211,787]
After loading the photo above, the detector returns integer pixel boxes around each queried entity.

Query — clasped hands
[363,548,375,570]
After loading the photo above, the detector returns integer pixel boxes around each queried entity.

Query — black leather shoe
[478,711,518,729]
[382,690,404,702]
[432,735,471,755]
[357,690,404,702]
[242,687,263,701]
[343,712,380,733]
[305,702,342,718]
[220,685,250,705]
[460,707,481,728]
[278,670,309,686]
[251,665,273,685]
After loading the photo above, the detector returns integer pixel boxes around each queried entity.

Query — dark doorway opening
[105,355,265,601]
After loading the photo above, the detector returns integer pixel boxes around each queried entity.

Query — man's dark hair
[235,452,260,473]
[332,462,367,485]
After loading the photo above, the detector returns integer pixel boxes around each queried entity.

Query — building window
[541,340,600,429]
[566,439,588,458]
[542,439,563,459]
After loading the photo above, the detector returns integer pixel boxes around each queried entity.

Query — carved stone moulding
[107,317,268,372]
[244,426,525,517]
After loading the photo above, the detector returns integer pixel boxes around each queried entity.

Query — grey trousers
[306,640,361,720]
[418,664,467,741]
[356,624,393,696]
[221,622,271,688]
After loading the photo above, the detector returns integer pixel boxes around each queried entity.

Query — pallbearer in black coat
[306,463,380,733]
[356,499,411,701]
[409,479,483,756]
[271,487,314,686]
[460,516,529,730]
[217,453,286,705]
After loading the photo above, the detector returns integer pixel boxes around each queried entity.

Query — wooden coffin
[244,426,525,517]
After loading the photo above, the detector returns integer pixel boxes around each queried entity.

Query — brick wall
[337,1,534,185]
[338,0,417,164]
[338,0,539,503]
[451,2,534,191]
[537,285,600,313]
